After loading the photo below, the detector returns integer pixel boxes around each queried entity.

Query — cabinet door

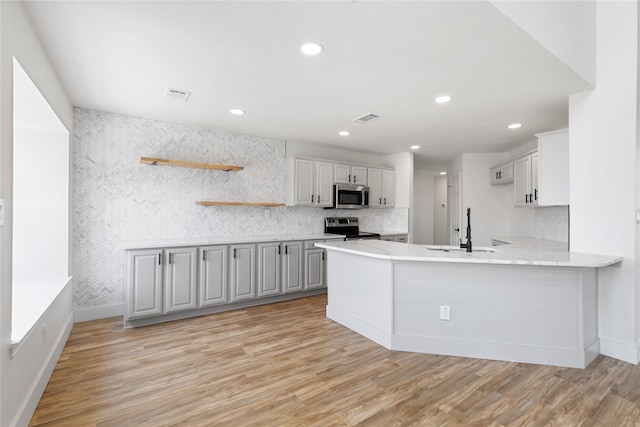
[490,166,501,184]
[305,248,325,290]
[382,169,395,207]
[334,164,351,184]
[514,155,531,207]
[501,162,514,181]
[282,241,304,293]
[230,244,256,302]
[315,161,334,207]
[126,249,163,319]
[368,168,383,207]
[257,242,281,297]
[531,153,539,206]
[165,247,198,313]
[294,158,314,206]
[352,166,368,185]
[199,245,228,307]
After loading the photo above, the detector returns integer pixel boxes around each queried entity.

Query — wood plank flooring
[31,295,640,426]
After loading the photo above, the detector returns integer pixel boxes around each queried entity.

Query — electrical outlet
[41,323,47,342]
[440,305,451,321]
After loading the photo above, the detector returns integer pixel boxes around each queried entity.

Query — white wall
[490,0,596,86]
[0,2,74,426]
[286,140,385,166]
[412,169,435,245]
[569,1,639,363]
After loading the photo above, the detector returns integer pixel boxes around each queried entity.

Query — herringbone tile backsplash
[73,108,408,310]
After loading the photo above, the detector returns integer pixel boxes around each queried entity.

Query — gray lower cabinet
[230,243,256,302]
[305,248,325,290]
[164,247,198,313]
[257,242,281,297]
[199,245,228,307]
[282,241,304,293]
[126,249,163,319]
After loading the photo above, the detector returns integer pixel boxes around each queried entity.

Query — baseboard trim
[600,337,640,364]
[74,303,124,322]
[13,310,74,427]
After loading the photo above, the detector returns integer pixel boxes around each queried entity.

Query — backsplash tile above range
[73,108,408,310]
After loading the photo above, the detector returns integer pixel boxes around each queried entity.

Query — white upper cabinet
[368,167,395,208]
[513,128,568,207]
[490,162,514,185]
[335,164,367,185]
[286,157,333,207]
[536,129,569,206]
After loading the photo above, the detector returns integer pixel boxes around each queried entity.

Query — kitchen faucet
[459,207,472,252]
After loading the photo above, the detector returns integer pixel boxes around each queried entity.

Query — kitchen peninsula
[315,238,622,368]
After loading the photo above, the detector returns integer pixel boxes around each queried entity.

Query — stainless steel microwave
[332,184,369,209]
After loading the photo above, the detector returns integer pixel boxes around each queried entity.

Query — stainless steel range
[324,217,381,241]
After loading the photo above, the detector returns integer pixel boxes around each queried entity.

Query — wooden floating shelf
[140,157,243,172]
[197,202,286,207]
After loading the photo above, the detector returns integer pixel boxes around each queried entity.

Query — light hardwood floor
[31,294,640,426]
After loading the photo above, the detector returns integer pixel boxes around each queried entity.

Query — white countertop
[118,233,345,250]
[315,237,623,268]
[368,230,409,236]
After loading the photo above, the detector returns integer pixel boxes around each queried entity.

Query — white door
[164,247,198,313]
[334,164,351,184]
[199,245,228,307]
[449,174,461,245]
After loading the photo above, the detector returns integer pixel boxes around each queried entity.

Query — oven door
[334,184,369,209]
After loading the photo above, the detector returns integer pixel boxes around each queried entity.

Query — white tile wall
[73,108,407,310]
[535,206,569,243]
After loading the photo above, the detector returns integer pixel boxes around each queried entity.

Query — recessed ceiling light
[440,171,447,175]
[435,95,451,103]
[508,123,522,129]
[339,131,350,136]
[410,145,420,150]
[300,42,324,56]
[230,109,245,115]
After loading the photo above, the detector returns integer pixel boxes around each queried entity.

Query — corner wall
[569,0,639,363]
[0,2,74,426]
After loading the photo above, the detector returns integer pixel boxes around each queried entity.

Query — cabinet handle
[311,194,314,203]
[158,253,162,265]
[534,189,538,201]
[202,251,205,261]
[317,195,320,203]
[499,171,502,179]
[379,197,382,204]
[278,245,281,255]
[233,248,237,259]
[530,193,533,203]
[354,174,357,182]
[384,198,387,205]
[285,245,288,255]
[348,174,351,182]
[322,252,325,261]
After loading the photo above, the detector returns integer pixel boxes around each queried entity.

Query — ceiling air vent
[352,113,380,123]
[164,87,191,102]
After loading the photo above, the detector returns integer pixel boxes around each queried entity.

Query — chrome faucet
[459,207,472,252]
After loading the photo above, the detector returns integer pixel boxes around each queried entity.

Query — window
[11,58,70,342]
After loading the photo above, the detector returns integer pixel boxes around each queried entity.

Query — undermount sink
[426,245,497,253]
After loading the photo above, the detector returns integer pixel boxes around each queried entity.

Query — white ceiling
[23,1,592,168]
